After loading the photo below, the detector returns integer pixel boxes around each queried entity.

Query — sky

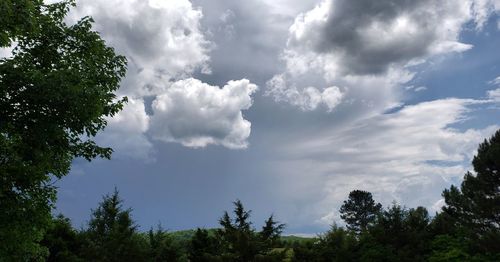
[28,0,500,234]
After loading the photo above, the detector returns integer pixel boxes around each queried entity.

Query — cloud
[266,0,500,112]
[96,98,154,161]
[266,74,343,111]
[63,0,262,154]
[71,0,211,97]
[272,98,498,226]
[471,0,500,29]
[291,0,471,76]
[489,76,500,86]
[488,88,500,101]
[0,44,14,59]
[149,78,258,149]
[487,76,500,101]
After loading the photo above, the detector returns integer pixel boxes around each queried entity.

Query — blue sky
[45,0,500,234]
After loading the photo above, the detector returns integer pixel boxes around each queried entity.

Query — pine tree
[260,215,285,249]
[188,228,219,261]
[340,190,382,234]
[147,225,183,262]
[81,188,146,261]
[217,200,258,261]
[442,129,500,253]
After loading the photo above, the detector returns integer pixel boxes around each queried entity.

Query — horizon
[33,0,500,235]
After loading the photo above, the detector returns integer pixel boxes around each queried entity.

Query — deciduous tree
[0,0,127,259]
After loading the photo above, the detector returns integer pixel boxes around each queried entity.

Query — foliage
[188,228,220,261]
[442,129,500,254]
[0,0,43,47]
[216,200,287,261]
[0,0,127,259]
[79,189,146,261]
[339,190,382,234]
[41,215,83,262]
[35,131,500,261]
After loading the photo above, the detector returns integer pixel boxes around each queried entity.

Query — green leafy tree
[0,0,43,46]
[0,0,126,259]
[442,129,500,254]
[41,214,83,262]
[80,189,147,261]
[339,190,382,234]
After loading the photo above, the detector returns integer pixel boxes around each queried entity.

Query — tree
[188,228,220,261]
[0,0,43,47]
[314,224,358,262]
[0,0,127,259]
[80,189,146,261]
[41,215,83,262]
[442,129,500,253]
[340,190,382,234]
[363,204,431,262]
[147,225,185,262]
[217,200,286,261]
[260,215,285,249]
[217,200,259,261]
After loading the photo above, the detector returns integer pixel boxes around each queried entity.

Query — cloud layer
[274,97,498,227]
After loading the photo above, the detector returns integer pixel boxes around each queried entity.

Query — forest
[37,130,500,262]
[1,1,499,261]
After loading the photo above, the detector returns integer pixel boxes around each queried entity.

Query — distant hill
[168,228,316,243]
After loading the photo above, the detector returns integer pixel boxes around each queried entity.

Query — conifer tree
[81,189,146,261]
[442,129,500,253]
[340,190,382,234]
[260,215,285,249]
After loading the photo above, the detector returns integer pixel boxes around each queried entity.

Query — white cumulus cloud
[96,98,153,161]
[70,0,211,97]
[149,78,258,149]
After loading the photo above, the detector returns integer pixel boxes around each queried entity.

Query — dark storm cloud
[294,0,473,75]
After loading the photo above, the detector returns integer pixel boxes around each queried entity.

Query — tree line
[38,130,500,261]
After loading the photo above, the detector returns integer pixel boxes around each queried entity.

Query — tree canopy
[0,0,127,259]
[339,190,382,234]
[442,129,500,254]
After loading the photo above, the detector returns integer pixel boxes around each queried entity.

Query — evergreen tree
[361,204,431,262]
[188,228,220,261]
[81,189,146,261]
[147,225,184,262]
[314,224,358,262]
[339,190,382,234]
[217,200,286,261]
[260,215,285,249]
[217,200,259,261]
[442,129,500,254]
